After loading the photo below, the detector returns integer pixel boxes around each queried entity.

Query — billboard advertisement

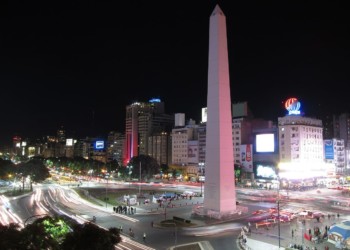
[240,144,253,172]
[255,163,278,179]
[66,138,73,146]
[324,140,334,160]
[188,141,199,164]
[201,108,207,123]
[254,133,277,153]
[95,140,105,150]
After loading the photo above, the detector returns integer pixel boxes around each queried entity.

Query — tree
[128,155,160,180]
[60,223,121,250]
[19,216,61,250]
[0,158,15,180]
[0,215,121,250]
[18,159,51,190]
[160,164,169,176]
[0,223,22,250]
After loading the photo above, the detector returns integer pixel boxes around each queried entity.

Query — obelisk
[203,4,237,218]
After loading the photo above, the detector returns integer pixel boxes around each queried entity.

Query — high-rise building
[148,132,171,166]
[124,98,174,165]
[171,126,198,166]
[107,131,125,164]
[57,126,66,144]
[278,115,325,179]
[333,113,350,149]
[12,136,22,156]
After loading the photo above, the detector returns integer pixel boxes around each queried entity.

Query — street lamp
[105,174,109,208]
[198,162,205,197]
[139,161,141,197]
[126,165,133,180]
[276,177,281,249]
[126,165,133,189]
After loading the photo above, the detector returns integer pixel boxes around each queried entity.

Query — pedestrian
[337,213,340,219]
[151,221,154,227]
[119,225,123,232]
[143,232,146,242]
[292,229,294,238]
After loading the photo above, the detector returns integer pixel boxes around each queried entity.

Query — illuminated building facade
[124,99,173,165]
[148,132,171,166]
[106,131,125,164]
[171,126,198,166]
[278,99,325,180]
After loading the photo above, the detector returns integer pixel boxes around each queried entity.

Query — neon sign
[285,97,301,115]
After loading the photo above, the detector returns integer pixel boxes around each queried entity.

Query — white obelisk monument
[203,4,237,218]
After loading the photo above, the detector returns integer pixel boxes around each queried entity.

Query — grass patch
[73,189,103,206]
[3,189,32,197]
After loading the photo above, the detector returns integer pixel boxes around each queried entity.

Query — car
[271,214,291,222]
[181,191,196,198]
[252,209,267,215]
[280,211,297,220]
[311,211,325,219]
[268,207,278,213]
[255,218,276,228]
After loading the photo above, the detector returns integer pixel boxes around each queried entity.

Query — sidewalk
[242,216,339,250]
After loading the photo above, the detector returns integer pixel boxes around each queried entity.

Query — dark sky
[0,1,349,145]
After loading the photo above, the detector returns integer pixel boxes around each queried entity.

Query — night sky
[0,1,349,145]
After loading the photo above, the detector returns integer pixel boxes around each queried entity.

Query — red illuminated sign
[285,97,301,115]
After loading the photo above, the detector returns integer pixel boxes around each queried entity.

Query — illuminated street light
[126,164,133,188]
[126,165,133,180]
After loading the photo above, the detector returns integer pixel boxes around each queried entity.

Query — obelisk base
[192,204,248,220]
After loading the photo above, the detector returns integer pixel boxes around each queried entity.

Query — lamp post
[126,165,133,189]
[198,162,205,197]
[139,161,141,196]
[277,177,281,249]
[105,174,109,208]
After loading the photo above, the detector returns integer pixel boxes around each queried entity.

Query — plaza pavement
[78,184,345,250]
[133,190,343,250]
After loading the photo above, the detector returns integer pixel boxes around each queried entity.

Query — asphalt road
[5,181,350,249]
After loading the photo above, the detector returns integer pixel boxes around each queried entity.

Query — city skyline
[1,1,349,144]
